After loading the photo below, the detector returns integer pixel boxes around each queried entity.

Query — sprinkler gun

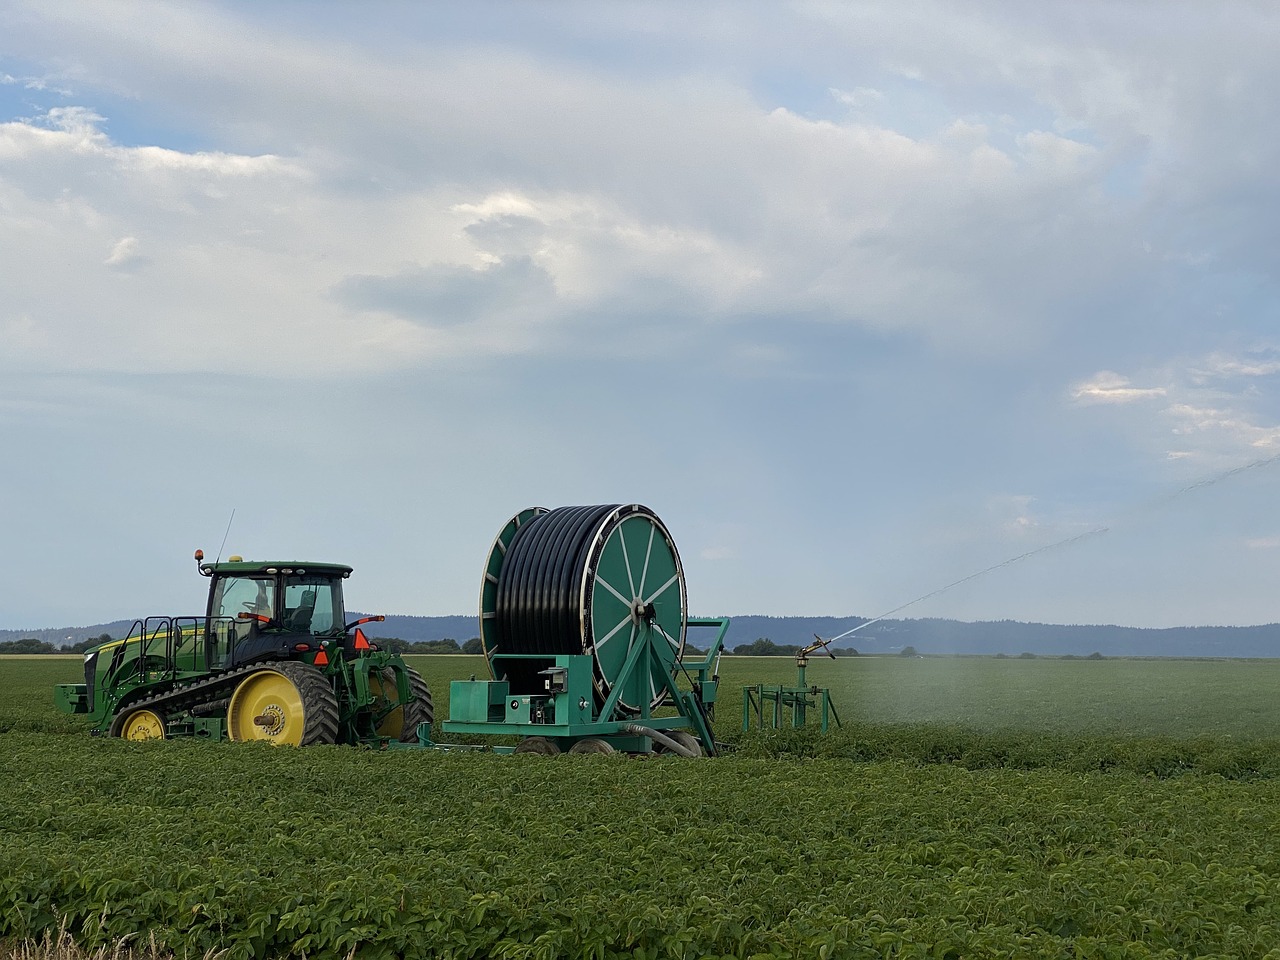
[796,634,836,690]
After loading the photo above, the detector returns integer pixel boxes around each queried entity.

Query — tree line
[729,638,860,656]
[0,634,112,655]
[371,637,484,654]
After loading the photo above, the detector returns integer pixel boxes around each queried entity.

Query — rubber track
[108,662,277,734]
[108,660,340,745]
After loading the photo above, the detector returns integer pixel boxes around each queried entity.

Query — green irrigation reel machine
[54,504,729,757]
[440,503,726,756]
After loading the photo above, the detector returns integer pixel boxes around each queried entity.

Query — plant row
[4,732,1280,958]
[732,723,1280,780]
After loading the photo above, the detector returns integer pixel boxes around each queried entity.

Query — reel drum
[479,504,687,713]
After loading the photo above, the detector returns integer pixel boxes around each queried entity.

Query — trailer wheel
[514,736,561,755]
[568,738,615,755]
[227,662,338,746]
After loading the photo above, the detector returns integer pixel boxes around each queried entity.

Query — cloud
[43,105,105,133]
[699,546,736,561]
[0,105,436,376]
[0,0,1185,365]
[1190,349,1280,382]
[830,86,884,110]
[1016,130,1099,176]
[452,193,541,220]
[334,256,556,329]
[2,106,297,178]
[1071,372,1167,404]
[463,215,547,259]
[103,236,143,269]
[1167,403,1280,451]
[1,71,74,96]
[1073,350,1280,466]
[989,494,1040,535]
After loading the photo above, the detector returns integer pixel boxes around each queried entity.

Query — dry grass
[0,927,224,960]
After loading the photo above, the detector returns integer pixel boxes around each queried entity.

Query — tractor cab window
[282,576,343,636]
[212,576,275,621]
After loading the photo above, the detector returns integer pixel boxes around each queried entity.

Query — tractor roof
[200,560,354,577]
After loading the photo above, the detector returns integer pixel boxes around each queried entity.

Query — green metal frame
[741,640,843,733]
[441,617,728,754]
[742,683,841,733]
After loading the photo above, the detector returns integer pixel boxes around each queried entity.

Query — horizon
[7,609,1279,640]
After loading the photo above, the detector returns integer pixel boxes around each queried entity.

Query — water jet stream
[826,527,1109,644]
[826,450,1280,645]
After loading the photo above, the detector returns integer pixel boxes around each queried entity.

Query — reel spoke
[595,573,632,608]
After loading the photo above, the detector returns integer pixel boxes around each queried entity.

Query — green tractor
[53,551,433,745]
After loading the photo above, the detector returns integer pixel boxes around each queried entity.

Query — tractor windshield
[211,575,276,621]
[210,573,345,636]
[281,575,344,636]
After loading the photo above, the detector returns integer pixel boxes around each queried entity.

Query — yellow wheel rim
[122,709,165,741]
[369,671,405,739]
[228,671,306,745]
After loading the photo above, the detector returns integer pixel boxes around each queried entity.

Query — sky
[1,1,1278,631]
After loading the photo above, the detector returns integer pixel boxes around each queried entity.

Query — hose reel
[479,504,687,714]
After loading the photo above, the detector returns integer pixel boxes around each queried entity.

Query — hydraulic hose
[622,723,700,758]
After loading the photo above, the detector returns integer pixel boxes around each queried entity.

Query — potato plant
[5,656,1280,957]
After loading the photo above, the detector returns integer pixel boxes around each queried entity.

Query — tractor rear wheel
[373,667,435,742]
[227,662,338,746]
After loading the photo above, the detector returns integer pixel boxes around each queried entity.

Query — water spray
[824,526,1110,645]
[1159,451,1280,503]
[825,449,1280,646]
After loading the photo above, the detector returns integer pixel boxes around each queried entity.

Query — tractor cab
[198,556,357,670]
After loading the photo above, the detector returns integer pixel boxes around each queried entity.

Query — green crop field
[5,654,1280,958]
[720,654,1280,738]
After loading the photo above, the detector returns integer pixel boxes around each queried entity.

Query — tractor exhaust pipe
[622,723,701,759]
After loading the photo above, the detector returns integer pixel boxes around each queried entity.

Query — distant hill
[3,612,1278,658]
[363,614,479,644]
[310,613,1280,659]
[715,615,1280,659]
